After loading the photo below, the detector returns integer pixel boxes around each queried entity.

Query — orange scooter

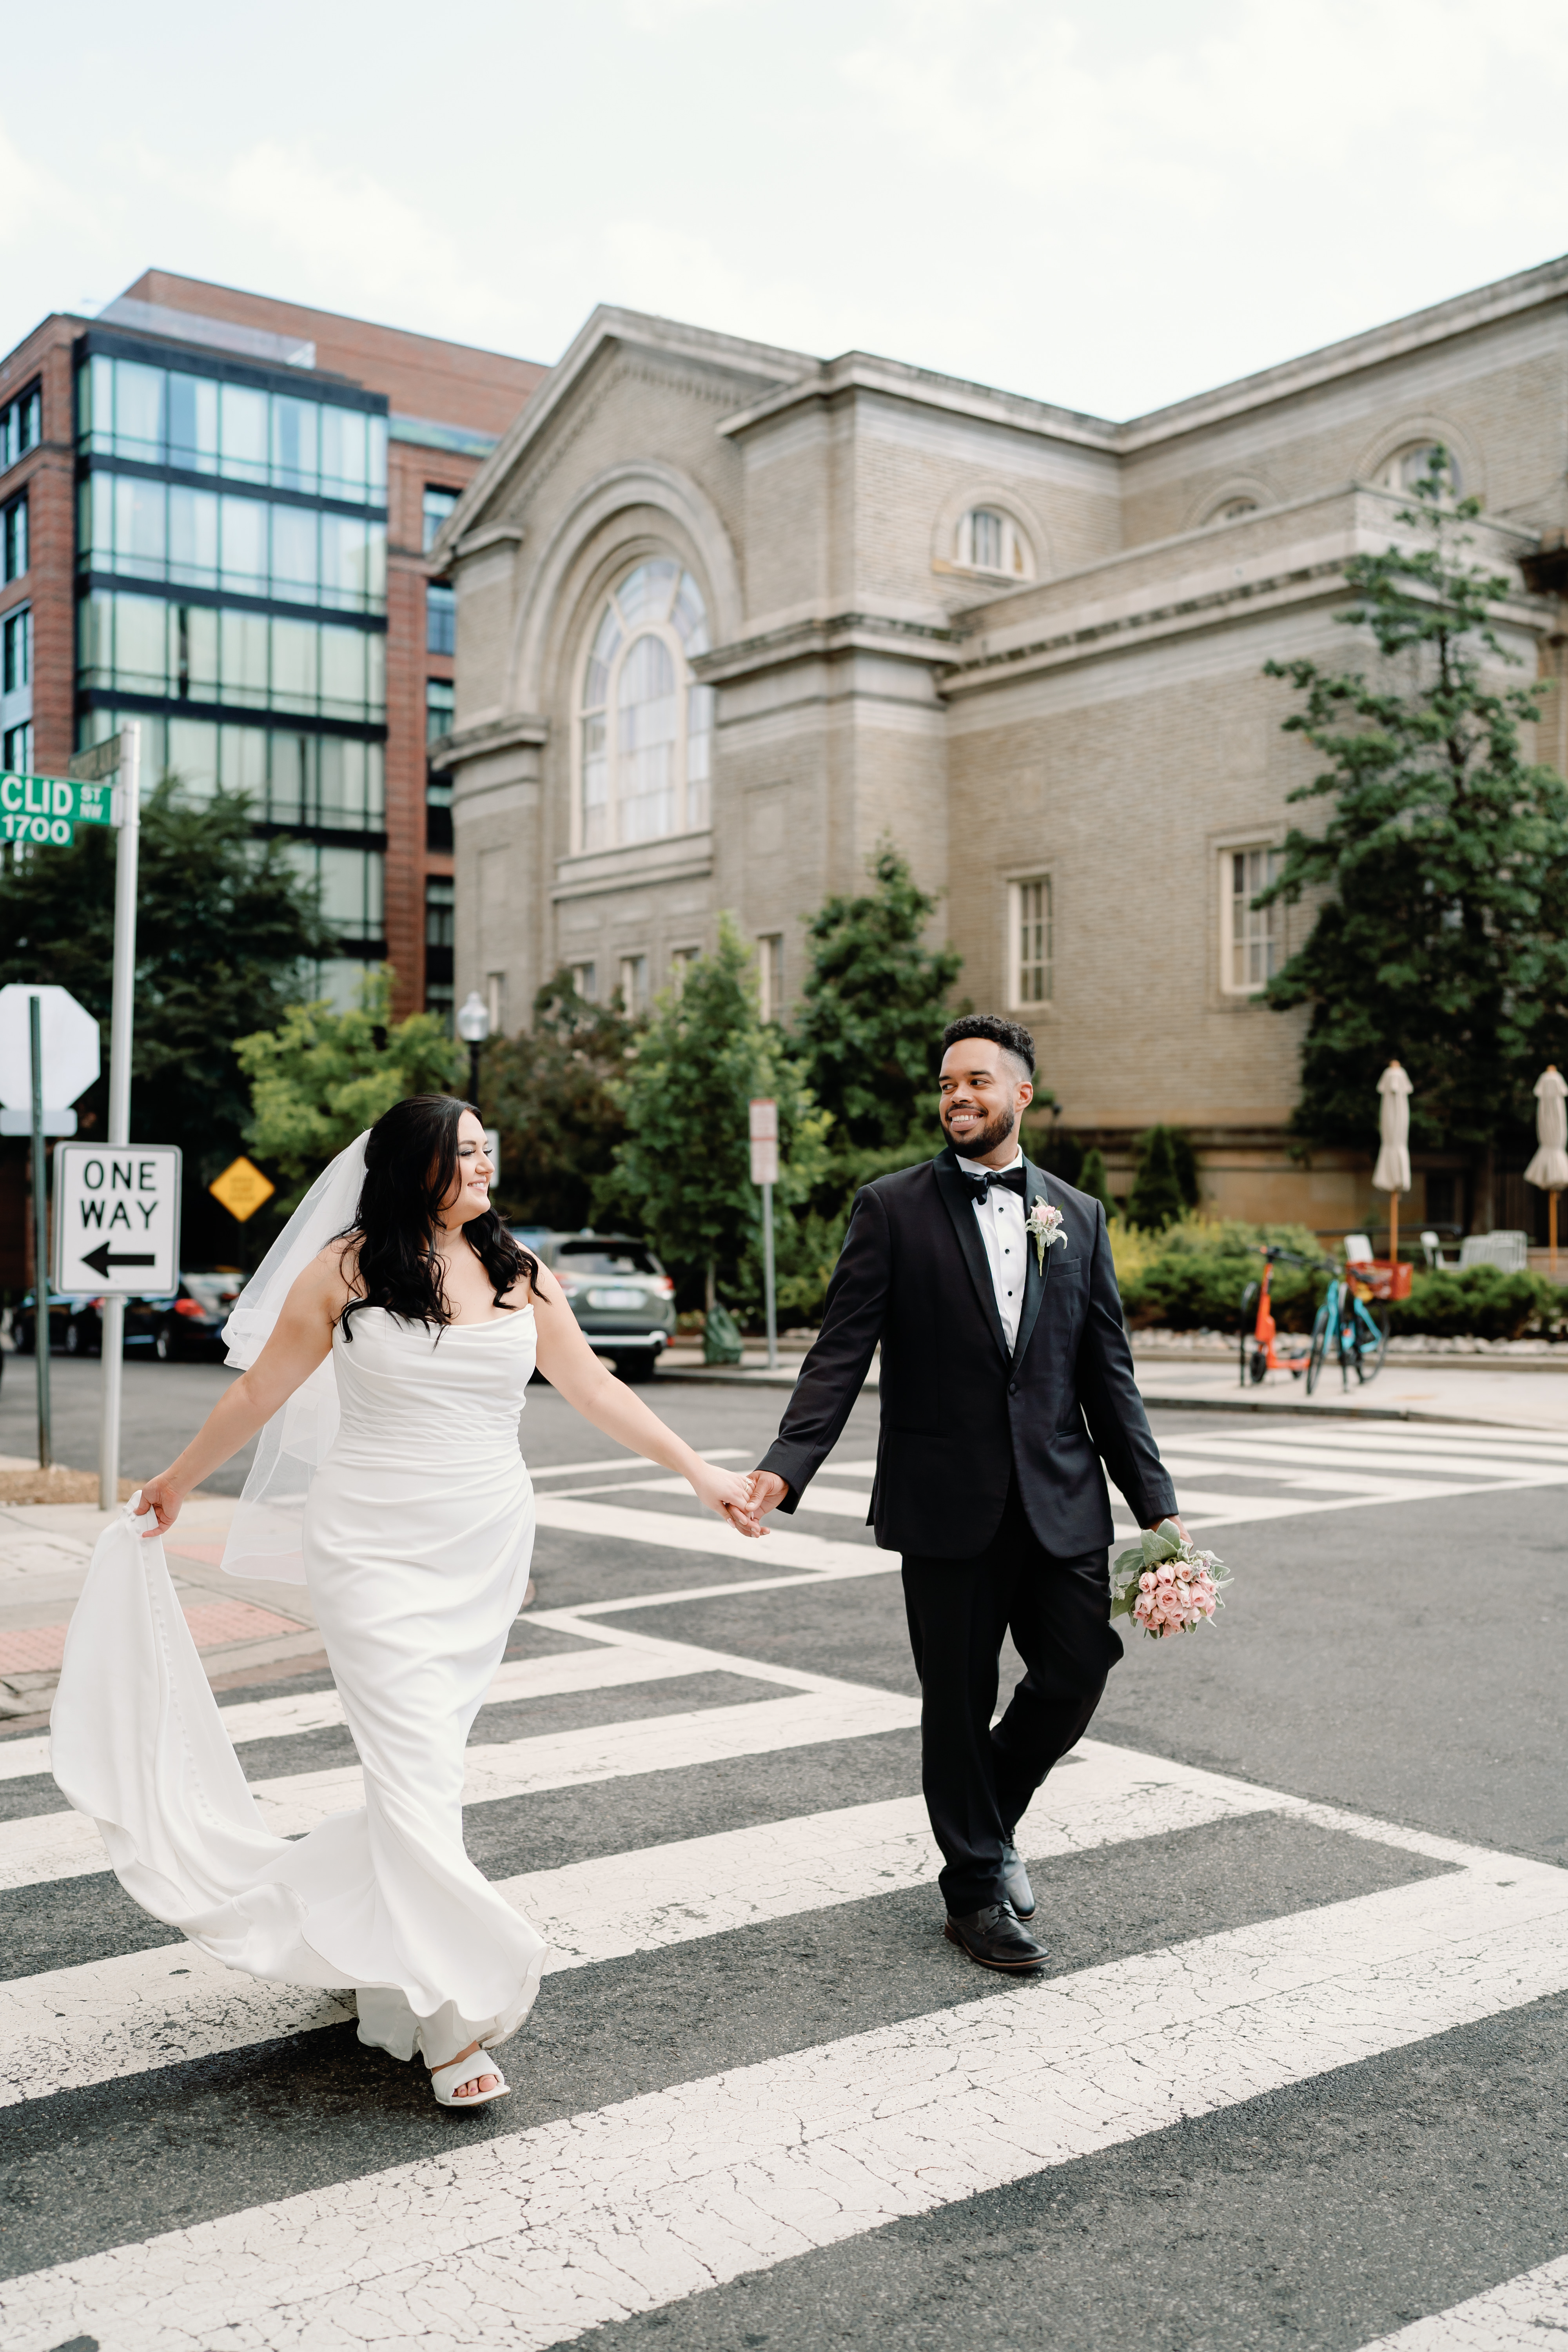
[1238,1246,1315,1387]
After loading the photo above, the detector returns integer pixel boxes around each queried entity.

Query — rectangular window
[570,960,598,1002]
[1221,845,1282,993]
[1008,876,1053,1007]
[2,720,33,770]
[619,954,650,1014]
[78,357,386,507]
[2,605,31,694]
[485,971,505,1033]
[426,581,456,656]
[426,677,455,745]
[425,873,456,950]
[757,933,784,1022]
[423,486,459,552]
[670,945,699,993]
[1,381,42,472]
[2,493,27,583]
[426,770,453,852]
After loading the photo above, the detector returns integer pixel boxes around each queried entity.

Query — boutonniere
[1025,1197,1067,1271]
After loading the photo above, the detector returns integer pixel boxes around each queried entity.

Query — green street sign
[0,771,119,847]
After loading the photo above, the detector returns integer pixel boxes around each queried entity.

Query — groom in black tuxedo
[741,1014,1181,1971]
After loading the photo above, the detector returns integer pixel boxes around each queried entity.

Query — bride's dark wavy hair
[338,1095,540,1341]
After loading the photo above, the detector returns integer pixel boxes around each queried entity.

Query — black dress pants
[901,1477,1123,1916]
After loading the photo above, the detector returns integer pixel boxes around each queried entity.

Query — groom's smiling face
[937,1039,1034,1163]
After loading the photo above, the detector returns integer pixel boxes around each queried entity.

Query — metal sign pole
[761,1178,778,1371]
[29,995,51,1470]
[98,721,141,1511]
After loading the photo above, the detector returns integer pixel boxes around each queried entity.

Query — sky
[4,0,1567,421]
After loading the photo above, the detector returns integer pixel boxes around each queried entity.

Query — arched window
[957,506,1031,579]
[1381,443,1462,499]
[579,559,713,851]
[1215,498,1257,522]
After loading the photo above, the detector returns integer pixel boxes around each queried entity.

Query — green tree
[0,780,336,1260]
[1259,454,1568,1205]
[236,969,459,1200]
[1127,1126,1187,1230]
[483,969,641,1230]
[1076,1145,1117,1220]
[793,843,964,1159]
[597,916,831,1314]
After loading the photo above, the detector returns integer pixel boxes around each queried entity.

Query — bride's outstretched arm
[136,1248,349,1535]
[530,1263,764,1535]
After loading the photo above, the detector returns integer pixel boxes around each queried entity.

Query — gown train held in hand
[49,1305,547,2068]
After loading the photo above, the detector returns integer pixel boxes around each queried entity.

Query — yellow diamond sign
[209,1156,276,1223]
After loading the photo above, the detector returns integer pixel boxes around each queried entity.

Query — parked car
[12,1272,248,1361]
[517,1231,676,1380]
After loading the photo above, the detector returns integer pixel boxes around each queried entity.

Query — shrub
[1076,1145,1116,1220]
[1126,1126,1187,1230]
[1389,1265,1564,1342]
[1116,1218,1325,1332]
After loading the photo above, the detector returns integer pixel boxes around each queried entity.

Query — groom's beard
[944,1103,1016,1160]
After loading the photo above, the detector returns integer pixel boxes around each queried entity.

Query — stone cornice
[693,610,961,685]
[1118,252,1568,451]
[940,486,1552,697]
[715,354,1117,452]
[436,712,549,768]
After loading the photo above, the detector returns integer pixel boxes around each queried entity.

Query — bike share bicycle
[1240,1240,1403,1393]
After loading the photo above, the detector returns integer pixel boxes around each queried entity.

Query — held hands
[134,1472,189,1537]
[723,1469,788,1540]
[688,1460,770,1536]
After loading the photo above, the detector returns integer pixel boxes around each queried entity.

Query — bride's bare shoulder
[301,1234,362,1303]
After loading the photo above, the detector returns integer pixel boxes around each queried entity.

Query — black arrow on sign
[80,1242,156,1278]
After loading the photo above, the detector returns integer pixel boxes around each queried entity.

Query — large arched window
[579,559,714,851]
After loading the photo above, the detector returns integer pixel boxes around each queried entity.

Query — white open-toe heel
[429,2051,510,2109]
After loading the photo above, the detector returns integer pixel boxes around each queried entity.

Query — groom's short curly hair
[942,1014,1036,1080]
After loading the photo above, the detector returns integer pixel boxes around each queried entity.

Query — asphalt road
[2,1372,1565,2348]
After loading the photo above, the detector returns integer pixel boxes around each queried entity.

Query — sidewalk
[1132,1358,1568,1431]
[0,1475,323,1730]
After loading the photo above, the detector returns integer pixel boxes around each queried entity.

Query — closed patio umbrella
[1524,1064,1568,1272]
[1372,1060,1412,1265]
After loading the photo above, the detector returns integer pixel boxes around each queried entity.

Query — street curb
[1136,1388,1547,1429]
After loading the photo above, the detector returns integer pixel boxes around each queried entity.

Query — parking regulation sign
[52,1143,182,1294]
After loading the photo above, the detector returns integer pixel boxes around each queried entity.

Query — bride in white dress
[50,1096,760,2108]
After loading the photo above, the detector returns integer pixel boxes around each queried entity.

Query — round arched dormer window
[1381,443,1463,499]
[579,559,714,852]
[1216,498,1258,522]
[957,506,1032,579]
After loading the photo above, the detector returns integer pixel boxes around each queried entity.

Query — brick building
[436,260,1568,1234]
[0,272,543,1023]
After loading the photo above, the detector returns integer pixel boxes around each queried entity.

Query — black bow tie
[963,1164,1027,1202]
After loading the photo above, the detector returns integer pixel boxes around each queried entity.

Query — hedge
[1114,1218,1568,1340]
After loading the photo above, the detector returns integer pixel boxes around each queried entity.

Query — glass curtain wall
[74,337,390,990]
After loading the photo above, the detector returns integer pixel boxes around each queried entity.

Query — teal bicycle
[1306,1258,1389,1392]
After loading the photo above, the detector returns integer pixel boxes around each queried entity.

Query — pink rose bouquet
[1110,1519,1230,1641]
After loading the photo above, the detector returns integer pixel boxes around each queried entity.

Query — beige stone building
[434,258,1568,1235]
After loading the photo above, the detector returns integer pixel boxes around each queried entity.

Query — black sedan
[11,1272,247,1361]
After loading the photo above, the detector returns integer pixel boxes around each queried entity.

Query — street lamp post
[456,990,490,1111]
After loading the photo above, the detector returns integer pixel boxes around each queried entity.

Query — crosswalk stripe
[6,1850,1563,2350]
[0,1740,1287,2106]
[533,1492,877,1568]
[0,1615,871,1787]
[1162,1438,1568,1481]
[0,1685,922,1893]
[1349,2252,1568,2349]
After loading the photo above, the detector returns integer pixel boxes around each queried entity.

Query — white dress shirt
[956,1147,1027,1351]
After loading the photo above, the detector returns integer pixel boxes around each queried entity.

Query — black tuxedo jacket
[757,1146,1176,1559]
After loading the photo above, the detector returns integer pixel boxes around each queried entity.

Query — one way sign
[52,1143,182,1295]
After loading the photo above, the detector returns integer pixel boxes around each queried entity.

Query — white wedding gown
[50,1304,548,2068]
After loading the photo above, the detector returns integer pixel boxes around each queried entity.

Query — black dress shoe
[943,1901,1049,1971]
[1000,1842,1035,1920]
